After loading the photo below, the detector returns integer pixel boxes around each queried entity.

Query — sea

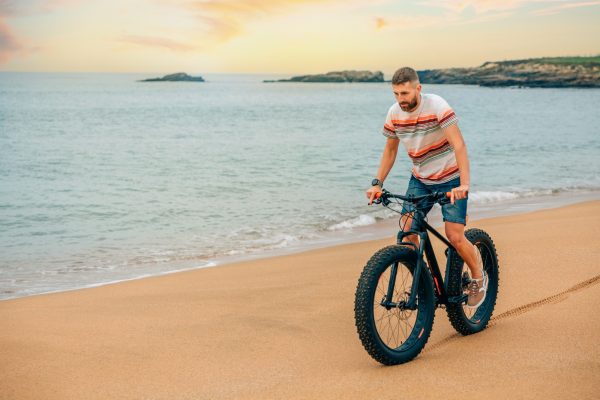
[1,72,599,300]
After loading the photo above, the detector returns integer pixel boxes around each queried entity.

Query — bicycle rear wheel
[354,245,435,365]
[446,228,499,335]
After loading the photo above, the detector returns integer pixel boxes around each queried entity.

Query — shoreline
[2,200,599,399]
[2,189,599,302]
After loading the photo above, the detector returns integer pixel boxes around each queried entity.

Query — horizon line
[1,53,598,76]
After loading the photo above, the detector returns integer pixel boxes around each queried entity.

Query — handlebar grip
[445,191,468,197]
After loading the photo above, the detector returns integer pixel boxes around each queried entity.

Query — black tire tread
[354,245,435,365]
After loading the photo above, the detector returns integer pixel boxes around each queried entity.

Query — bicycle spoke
[404,315,414,333]
[400,266,410,291]
[398,313,406,337]
[394,310,403,347]
[373,261,418,349]
[398,314,408,342]
[385,314,394,344]
[389,311,399,348]
[377,312,391,339]
[377,271,388,298]
[375,310,391,324]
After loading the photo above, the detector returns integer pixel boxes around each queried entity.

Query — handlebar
[372,189,455,206]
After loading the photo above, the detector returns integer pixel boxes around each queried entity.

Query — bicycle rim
[372,261,421,350]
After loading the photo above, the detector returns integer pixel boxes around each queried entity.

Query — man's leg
[444,221,483,279]
[399,214,419,248]
[398,176,430,248]
[442,191,487,307]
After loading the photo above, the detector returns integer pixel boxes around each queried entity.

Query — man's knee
[445,226,466,247]
[447,234,464,247]
[399,214,413,231]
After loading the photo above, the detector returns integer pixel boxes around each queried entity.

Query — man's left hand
[450,184,469,204]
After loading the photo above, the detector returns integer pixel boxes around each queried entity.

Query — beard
[399,96,418,112]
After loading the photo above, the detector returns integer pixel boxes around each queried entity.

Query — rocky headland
[265,70,384,83]
[417,56,600,88]
[139,72,204,82]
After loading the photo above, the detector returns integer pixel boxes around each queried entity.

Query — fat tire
[446,228,499,335]
[354,245,436,365]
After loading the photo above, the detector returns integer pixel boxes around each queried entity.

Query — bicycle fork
[381,231,428,311]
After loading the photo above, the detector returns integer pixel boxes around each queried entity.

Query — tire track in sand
[424,273,600,353]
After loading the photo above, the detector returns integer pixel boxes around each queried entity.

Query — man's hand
[450,184,469,204]
[366,186,382,205]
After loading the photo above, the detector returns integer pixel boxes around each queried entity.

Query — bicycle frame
[382,207,468,311]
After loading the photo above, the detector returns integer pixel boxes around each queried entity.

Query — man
[365,67,487,308]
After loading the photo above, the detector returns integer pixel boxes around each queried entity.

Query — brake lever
[369,190,386,206]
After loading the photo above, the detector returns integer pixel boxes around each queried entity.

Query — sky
[1,0,599,75]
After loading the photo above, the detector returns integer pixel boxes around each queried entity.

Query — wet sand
[1,201,599,399]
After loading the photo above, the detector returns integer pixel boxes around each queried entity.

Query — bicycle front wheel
[354,245,436,365]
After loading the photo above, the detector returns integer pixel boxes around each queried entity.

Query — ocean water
[1,72,599,300]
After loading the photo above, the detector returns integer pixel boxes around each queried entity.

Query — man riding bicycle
[366,67,487,308]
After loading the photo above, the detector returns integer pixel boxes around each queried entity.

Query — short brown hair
[391,67,419,85]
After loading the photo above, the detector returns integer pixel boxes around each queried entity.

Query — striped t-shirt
[382,93,460,185]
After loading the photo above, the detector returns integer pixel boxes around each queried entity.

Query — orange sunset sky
[1,0,599,75]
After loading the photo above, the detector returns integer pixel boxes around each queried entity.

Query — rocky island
[417,56,600,88]
[139,72,204,82]
[265,70,384,83]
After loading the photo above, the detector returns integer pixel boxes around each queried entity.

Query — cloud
[418,0,599,17]
[0,0,78,63]
[185,0,341,44]
[0,17,21,63]
[533,0,600,16]
[419,0,536,14]
[119,34,197,52]
[375,0,594,31]
[0,0,20,16]
[122,0,343,53]
[0,0,79,16]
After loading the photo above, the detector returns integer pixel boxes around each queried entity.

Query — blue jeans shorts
[401,175,467,226]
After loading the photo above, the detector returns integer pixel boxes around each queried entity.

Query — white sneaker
[466,271,488,308]
[466,248,487,308]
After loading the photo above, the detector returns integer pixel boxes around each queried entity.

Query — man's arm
[366,138,400,204]
[443,123,470,204]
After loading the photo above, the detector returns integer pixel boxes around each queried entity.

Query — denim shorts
[401,175,467,226]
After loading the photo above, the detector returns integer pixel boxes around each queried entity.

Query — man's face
[393,81,421,112]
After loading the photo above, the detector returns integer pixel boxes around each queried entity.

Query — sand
[1,201,599,400]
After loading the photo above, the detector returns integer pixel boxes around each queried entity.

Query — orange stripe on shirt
[439,111,456,125]
[391,114,437,125]
[413,164,459,180]
[407,138,449,158]
[441,109,454,119]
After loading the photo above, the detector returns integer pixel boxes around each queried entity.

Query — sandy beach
[1,201,599,400]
